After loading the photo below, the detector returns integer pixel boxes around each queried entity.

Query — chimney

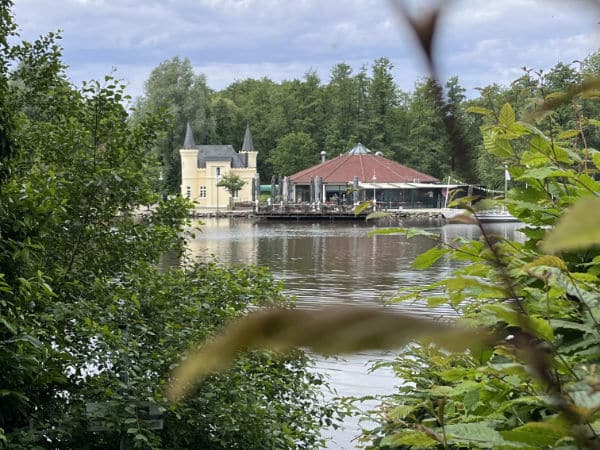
[320,150,326,164]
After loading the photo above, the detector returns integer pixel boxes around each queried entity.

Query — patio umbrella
[353,176,359,205]
[278,176,284,202]
[316,176,323,203]
[282,176,289,203]
[254,173,260,202]
[270,175,276,203]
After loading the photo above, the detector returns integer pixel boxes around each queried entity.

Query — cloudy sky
[12,0,600,100]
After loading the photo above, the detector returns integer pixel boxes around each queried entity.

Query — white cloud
[11,0,600,99]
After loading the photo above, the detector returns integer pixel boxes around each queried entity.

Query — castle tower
[240,123,257,169]
[179,121,198,198]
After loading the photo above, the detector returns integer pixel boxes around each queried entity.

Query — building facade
[179,123,258,208]
[289,143,446,208]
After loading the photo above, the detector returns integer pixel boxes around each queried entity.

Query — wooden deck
[255,204,448,220]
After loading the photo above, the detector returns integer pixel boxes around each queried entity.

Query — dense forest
[133,52,600,194]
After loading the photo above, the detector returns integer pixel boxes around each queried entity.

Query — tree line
[134,52,600,194]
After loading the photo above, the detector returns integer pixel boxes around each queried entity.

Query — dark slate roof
[290,147,438,184]
[241,124,255,152]
[196,145,246,168]
[183,122,196,148]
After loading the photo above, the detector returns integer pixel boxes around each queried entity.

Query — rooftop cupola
[347,143,371,155]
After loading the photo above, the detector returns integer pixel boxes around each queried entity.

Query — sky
[11,0,600,101]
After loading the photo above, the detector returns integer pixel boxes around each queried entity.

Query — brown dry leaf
[167,306,489,401]
[449,214,478,225]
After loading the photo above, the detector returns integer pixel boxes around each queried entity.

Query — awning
[357,182,465,190]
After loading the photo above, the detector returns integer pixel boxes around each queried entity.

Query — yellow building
[179,123,258,208]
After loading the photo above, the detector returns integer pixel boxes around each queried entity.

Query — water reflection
[186,218,526,449]
[188,219,524,310]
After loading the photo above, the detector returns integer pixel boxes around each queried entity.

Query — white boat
[475,208,519,223]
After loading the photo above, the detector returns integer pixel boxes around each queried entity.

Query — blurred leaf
[354,201,373,216]
[523,77,600,121]
[557,129,580,140]
[466,106,493,116]
[368,227,408,236]
[413,246,449,269]
[445,422,506,446]
[524,255,568,272]
[592,151,600,170]
[167,306,489,400]
[365,211,391,221]
[501,421,565,447]
[381,430,439,447]
[369,227,439,239]
[448,214,477,225]
[542,197,600,253]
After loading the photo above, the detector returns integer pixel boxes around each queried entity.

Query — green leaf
[380,431,439,447]
[557,129,580,140]
[387,404,415,421]
[354,201,373,216]
[498,103,516,127]
[365,211,391,221]
[521,150,550,167]
[592,151,600,170]
[542,197,600,253]
[507,121,532,137]
[501,421,565,447]
[412,246,448,269]
[524,255,568,272]
[466,106,493,116]
[577,173,600,193]
[483,131,514,157]
[0,318,16,335]
[527,316,554,341]
[368,227,407,236]
[445,422,505,446]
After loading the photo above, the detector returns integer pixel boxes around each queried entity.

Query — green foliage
[132,56,214,194]
[360,82,600,448]
[0,10,331,448]
[217,171,246,205]
[269,131,318,176]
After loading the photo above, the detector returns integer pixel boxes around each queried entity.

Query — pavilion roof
[290,145,438,184]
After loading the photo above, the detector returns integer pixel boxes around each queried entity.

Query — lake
[187,218,524,449]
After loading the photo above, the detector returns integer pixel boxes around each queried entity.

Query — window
[233,190,239,198]
[216,167,221,177]
[199,186,207,198]
[185,186,191,198]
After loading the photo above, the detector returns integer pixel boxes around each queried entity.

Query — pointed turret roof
[183,121,196,148]
[241,123,255,152]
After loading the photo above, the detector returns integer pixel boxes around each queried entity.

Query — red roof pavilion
[290,143,438,184]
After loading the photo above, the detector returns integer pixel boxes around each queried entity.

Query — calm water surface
[187,218,524,449]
